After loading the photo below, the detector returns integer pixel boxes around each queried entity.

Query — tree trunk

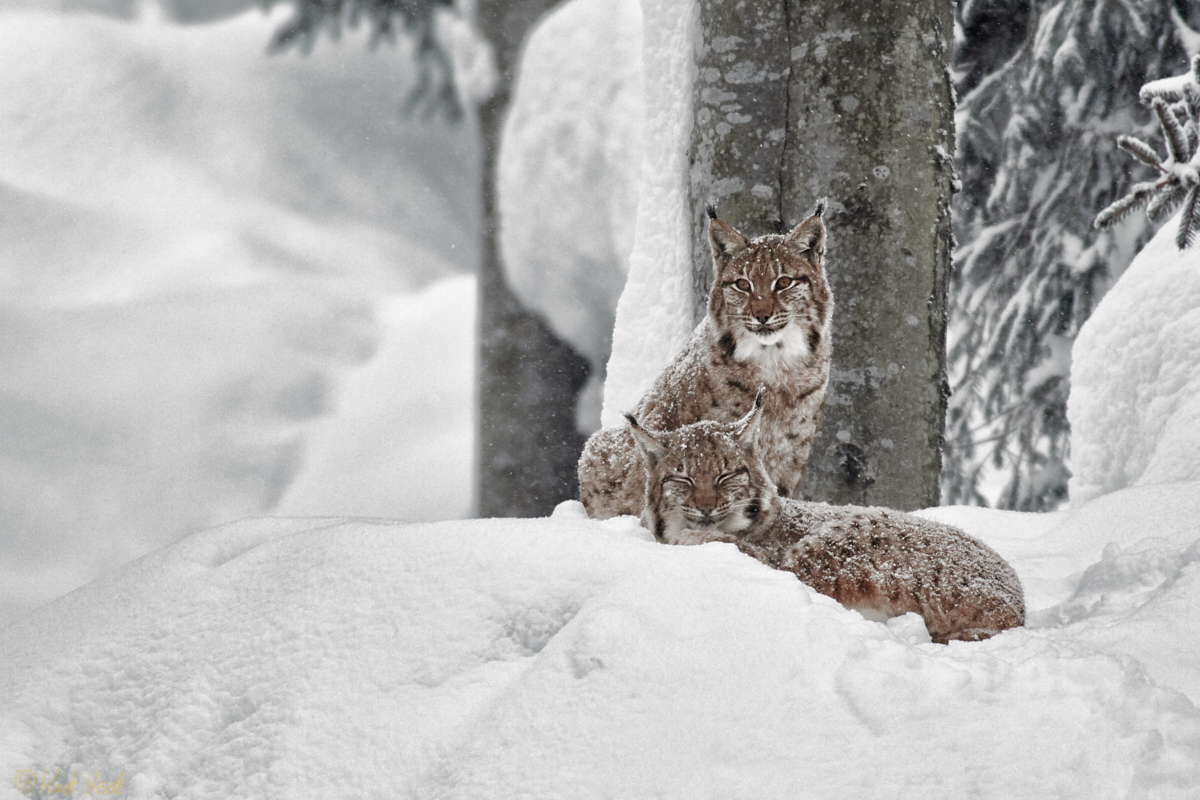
[474,0,591,518]
[690,0,955,510]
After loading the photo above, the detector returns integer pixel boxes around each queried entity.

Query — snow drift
[0,5,478,625]
[4,493,1200,799]
[1069,210,1200,503]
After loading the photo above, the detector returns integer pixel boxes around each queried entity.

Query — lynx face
[708,209,830,369]
[627,395,776,543]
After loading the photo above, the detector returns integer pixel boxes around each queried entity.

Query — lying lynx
[626,394,1025,644]
[579,203,832,519]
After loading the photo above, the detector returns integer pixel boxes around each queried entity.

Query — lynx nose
[749,297,774,325]
[692,485,718,514]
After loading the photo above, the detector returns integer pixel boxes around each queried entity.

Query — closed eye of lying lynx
[627,394,1026,644]
[578,201,832,521]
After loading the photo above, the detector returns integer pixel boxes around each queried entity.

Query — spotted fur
[630,403,1026,644]
[579,204,832,519]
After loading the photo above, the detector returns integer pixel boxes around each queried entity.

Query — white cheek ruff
[733,322,810,373]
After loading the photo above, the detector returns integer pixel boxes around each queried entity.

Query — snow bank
[0,6,478,625]
[1068,211,1200,503]
[4,492,1200,799]
[272,276,475,522]
[497,0,643,431]
[600,0,699,428]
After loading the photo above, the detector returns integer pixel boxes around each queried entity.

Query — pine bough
[1096,55,1200,249]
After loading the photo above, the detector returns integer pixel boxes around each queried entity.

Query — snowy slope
[1069,210,1200,503]
[3,493,1200,799]
[0,6,478,625]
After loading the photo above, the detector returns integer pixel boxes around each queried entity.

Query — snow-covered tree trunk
[265,0,590,517]
[691,0,956,510]
[789,0,956,510]
[685,2,791,321]
[474,0,592,518]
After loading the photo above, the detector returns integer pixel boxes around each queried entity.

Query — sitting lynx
[626,394,1026,644]
[579,202,832,519]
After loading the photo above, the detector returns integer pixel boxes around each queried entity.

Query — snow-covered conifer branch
[1094,181,1159,228]
[1116,135,1162,168]
[1098,55,1200,249]
[1178,186,1200,248]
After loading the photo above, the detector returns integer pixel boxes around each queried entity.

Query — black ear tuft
[708,216,749,270]
[784,212,826,265]
[813,197,827,218]
[627,412,667,464]
[734,390,766,445]
[706,200,719,220]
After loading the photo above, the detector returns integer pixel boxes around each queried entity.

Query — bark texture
[691,0,956,510]
[475,0,591,517]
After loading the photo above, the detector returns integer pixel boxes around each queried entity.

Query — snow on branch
[265,0,461,119]
[1096,55,1200,249]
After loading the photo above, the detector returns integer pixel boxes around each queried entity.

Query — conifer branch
[1095,181,1157,228]
[264,0,460,120]
[1098,63,1200,249]
[1178,186,1200,249]
[1153,97,1190,163]
[1146,182,1187,223]
[1116,135,1162,168]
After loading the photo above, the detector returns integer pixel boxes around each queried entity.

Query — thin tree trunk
[474,0,590,517]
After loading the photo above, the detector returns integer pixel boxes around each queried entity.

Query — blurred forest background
[0,0,1197,625]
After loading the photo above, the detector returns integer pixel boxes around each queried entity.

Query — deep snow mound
[1069,211,1200,503]
[3,507,1200,799]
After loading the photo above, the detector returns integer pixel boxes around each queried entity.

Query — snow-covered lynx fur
[579,203,832,519]
[627,395,1026,644]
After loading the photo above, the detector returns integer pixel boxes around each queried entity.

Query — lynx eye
[662,474,693,495]
[775,275,809,291]
[734,278,752,292]
[717,469,749,487]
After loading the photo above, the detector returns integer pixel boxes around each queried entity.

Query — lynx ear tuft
[706,200,719,220]
[626,413,667,465]
[784,211,826,266]
[813,197,827,218]
[733,389,766,445]
[708,216,748,271]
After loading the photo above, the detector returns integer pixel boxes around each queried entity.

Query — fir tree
[945,0,1196,510]
[263,0,459,118]
[1095,55,1200,249]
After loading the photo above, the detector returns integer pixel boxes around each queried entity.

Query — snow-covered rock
[4,497,1200,798]
[498,0,644,431]
[1068,211,1200,503]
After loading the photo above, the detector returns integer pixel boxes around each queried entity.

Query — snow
[497,0,644,432]
[4,490,1200,798]
[271,277,475,522]
[600,0,698,428]
[0,5,478,626]
[1068,210,1200,503]
[5,2,1200,795]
